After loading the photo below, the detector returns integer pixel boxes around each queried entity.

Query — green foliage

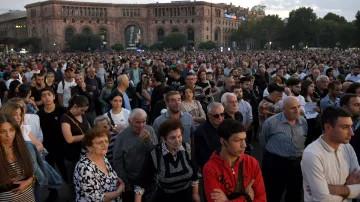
[355,11,360,46]
[323,12,347,24]
[149,42,164,51]
[19,37,42,52]
[111,43,124,51]
[141,44,149,51]
[198,41,216,50]
[89,35,102,50]
[164,32,188,50]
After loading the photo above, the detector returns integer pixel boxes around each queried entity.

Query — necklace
[2,145,14,150]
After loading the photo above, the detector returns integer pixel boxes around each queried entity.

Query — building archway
[157,28,165,42]
[64,26,75,48]
[186,27,195,47]
[214,28,221,42]
[99,27,108,48]
[82,27,93,36]
[125,25,141,48]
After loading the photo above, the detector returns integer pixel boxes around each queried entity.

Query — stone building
[0,10,28,42]
[24,0,263,51]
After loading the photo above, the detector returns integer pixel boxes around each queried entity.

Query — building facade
[0,11,28,42]
[24,0,263,51]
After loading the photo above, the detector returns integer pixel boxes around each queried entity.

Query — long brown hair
[0,101,25,126]
[0,114,33,189]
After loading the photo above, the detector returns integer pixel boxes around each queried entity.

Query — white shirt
[301,136,360,201]
[104,108,131,126]
[5,78,22,89]
[345,73,360,82]
[238,99,253,126]
[57,79,76,107]
[97,67,106,86]
[298,72,307,80]
[21,125,32,142]
[24,114,43,142]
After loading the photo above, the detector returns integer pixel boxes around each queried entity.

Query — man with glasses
[153,91,195,144]
[194,102,225,168]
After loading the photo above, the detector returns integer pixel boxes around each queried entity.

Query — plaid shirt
[258,97,283,124]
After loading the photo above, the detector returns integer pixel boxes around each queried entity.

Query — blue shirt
[122,91,131,111]
[153,111,195,144]
[260,112,308,158]
[319,94,340,112]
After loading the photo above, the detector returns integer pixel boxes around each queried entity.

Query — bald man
[260,96,308,202]
[112,74,131,110]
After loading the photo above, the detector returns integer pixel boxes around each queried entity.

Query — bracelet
[243,193,253,202]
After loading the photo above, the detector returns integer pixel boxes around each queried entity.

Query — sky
[0,0,358,21]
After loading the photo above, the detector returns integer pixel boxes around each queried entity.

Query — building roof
[0,10,27,23]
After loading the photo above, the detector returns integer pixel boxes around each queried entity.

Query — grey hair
[75,73,84,79]
[316,75,329,82]
[94,115,111,126]
[221,93,237,105]
[207,102,223,114]
[129,108,147,121]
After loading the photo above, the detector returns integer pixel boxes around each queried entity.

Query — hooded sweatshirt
[203,151,266,202]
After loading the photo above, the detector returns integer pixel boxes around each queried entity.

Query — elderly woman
[180,85,206,127]
[74,126,125,202]
[134,118,200,202]
[0,114,36,201]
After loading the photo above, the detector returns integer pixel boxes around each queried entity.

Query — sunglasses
[210,113,225,119]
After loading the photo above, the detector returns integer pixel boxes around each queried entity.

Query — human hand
[81,83,86,91]
[245,179,255,200]
[345,168,360,185]
[139,130,151,143]
[210,189,229,202]
[117,178,125,194]
[11,177,33,194]
[192,193,201,202]
[284,87,292,96]
[36,143,44,152]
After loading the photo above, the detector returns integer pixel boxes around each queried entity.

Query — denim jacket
[26,142,63,188]
[26,141,47,186]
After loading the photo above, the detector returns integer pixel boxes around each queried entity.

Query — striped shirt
[106,131,119,163]
[258,97,283,124]
[0,162,35,202]
[319,94,340,112]
[260,112,308,158]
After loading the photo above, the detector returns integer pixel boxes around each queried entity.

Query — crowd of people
[0,49,360,202]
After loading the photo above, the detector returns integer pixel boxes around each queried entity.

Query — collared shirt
[224,110,243,123]
[260,112,308,158]
[320,94,340,112]
[345,73,360,82]
[238,99,253,126]
[153,111,195,144]
[301,136,360,201]
[258,97,283,124]
[161,142,185,161]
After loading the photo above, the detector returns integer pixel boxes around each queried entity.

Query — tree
[198,41,216,50]
[111,44,124,51]
[19,37,42,52]
[323,12,347,24]
[164,32,188,50]
[149,42,164,51]
[355,11,360,46]
[254,15,285,48]
[285,7,317,48]
[69,34,89,51]
[89,35,102,50]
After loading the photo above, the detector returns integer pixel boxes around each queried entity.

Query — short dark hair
[321,106,352,129]
[217,119,246,141]
[170,68,180,75]
[182,85,194,94]
[163,86,175,95]
[340,94,358,107]
[40,86,55,96]
[267,83,285,94]
[165,91,181,102]
[285,78,301,87]
[34,72,45,79]
[231,84,242,92]
[158,118,184,140]
[239,77,251,84]
[83,126,111,150]
[346,82,360,94]
[68,95,89,109]
[109,91,123,101]
[18,84,31,98]
[153,70,165,82]
[328,80,342,90]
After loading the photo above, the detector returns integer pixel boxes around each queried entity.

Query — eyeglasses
[94,140,109,146]
[209,113,225,119]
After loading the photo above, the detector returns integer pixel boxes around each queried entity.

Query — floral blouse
[74,155,120,202]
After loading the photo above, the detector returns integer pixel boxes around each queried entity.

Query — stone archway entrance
[125,25,141,48]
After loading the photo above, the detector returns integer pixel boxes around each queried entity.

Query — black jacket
[194,119,221,168]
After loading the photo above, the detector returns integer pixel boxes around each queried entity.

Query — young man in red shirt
[203,119,266,202]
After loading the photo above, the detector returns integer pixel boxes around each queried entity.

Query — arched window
[171,28,179,32]
[82,27,92,35]
[157,28,164,42]
[65,27,75,46]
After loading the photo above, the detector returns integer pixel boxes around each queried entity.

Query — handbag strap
[63,113,84,135]
[107,111,116,127]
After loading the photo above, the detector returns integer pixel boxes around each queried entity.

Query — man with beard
[340,94,360,162]
[30,72,46,108]
[345,65,360,82]
[254,65,270,93]
[320,80,342,112]
[232,84,253,132]
[221,92,243,123]
[153,91,195,144]
[280,78,306,114]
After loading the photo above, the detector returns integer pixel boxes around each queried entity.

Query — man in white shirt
[57,67,76,108]
[5,69,22,88]
[279,78,306,114]
[345,66,360,82]
[231,84,253,131]
[301,106,360,202]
